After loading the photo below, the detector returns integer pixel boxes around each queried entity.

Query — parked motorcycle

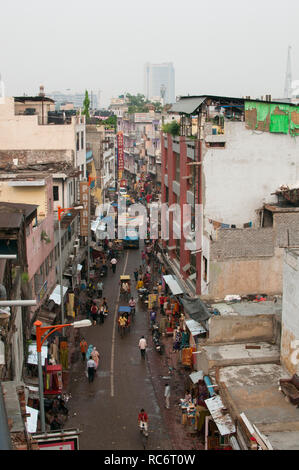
[44,395,69,416]
[152,324,164,355]
[100,265,108,277]
[138,288,149,303]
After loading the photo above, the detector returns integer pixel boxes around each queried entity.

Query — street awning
[163,275,184,295]
[185,319,206,336]
[189,370,204,384]
[180,295,211,322]
[49,285,68,305]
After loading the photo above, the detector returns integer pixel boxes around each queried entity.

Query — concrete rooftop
[211,299,282,317]
[219,363,299,450]
[201,342,280,371]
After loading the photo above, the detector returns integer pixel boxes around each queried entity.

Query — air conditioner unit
[188,272,197,281]
[75,238,80,244]
[69,254,75,261]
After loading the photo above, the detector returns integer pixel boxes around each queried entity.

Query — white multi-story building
[109,96,129,118]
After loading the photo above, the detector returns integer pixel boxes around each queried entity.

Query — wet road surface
[66,245,173,450]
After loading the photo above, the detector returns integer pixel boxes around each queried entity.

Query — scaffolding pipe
[0,300,37,307]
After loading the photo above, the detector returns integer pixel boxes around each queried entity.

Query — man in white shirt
[110,257,117,273]
[87,358,97,383]
[139,336,147,359]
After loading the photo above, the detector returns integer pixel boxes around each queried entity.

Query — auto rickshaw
[117,306,132,337]
[120,275,131,301]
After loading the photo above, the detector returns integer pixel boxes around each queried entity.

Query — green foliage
[162,120,180,136]
[82,90,90,118]
[41,230,51,244]
[152,101,163,113]
[102,114,117,130]
[125,93,162,114]
[21,272,29,283]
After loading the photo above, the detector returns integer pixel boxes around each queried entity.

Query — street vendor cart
[113,239,124,257]
[117,306,132,337]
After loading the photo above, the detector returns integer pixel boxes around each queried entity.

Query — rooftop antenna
[284,45,292,99]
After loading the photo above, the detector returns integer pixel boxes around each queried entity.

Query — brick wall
[210,227,274,261]
[0,149,74,168]
[274,212,299,247]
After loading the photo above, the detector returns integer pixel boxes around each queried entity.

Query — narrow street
[66,244,173,450]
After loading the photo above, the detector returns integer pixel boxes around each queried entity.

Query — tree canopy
[82,90,90,118]
[125,93,162,114]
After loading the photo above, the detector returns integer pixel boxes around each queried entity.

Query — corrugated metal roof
[185,319,206,336]
[205,395,236,436]
[170,97,206,115]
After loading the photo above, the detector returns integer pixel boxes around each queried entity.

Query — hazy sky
[0,0,298,107]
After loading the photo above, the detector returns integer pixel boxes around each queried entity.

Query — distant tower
[39,85,45,97]
[284,46,292,99]
[160,84,166,106]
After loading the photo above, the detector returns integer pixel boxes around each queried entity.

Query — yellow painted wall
[0,181,47,220]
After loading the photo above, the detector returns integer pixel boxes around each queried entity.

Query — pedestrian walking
[138,265,143,277]
[150,310,156,328]
[139,336,147,359]
[80,338,88,361]
[91,346,100,369]
[96,280,103,298]
[141,250,146,266]
[86,357,97,383]
[90,302,98,326]
[99,305,105,323]
[134,268,139,283]
[111,257,117,273]
[164,383,171,409]
[159,294,165,315]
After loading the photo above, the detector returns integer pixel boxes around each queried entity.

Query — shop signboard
[32,429,80,450]
[117,132,124,173]
[80,181,89,236]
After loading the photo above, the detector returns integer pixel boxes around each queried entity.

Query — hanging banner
[117,131,124,175]
[80,181,89,237]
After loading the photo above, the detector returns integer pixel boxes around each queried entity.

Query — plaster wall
[0,99,84,173]
[281,249,299,375]
[207,314,275,344]
[203,121,299,226]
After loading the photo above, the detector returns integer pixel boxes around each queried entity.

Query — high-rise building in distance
[144,62,175,104]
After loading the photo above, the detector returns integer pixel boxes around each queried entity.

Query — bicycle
[139,421,148,449]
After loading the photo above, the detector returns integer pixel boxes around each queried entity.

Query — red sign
[117,132,124,173]
[80,181,89,237]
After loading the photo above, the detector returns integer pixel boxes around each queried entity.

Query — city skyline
[0,0,298,107]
